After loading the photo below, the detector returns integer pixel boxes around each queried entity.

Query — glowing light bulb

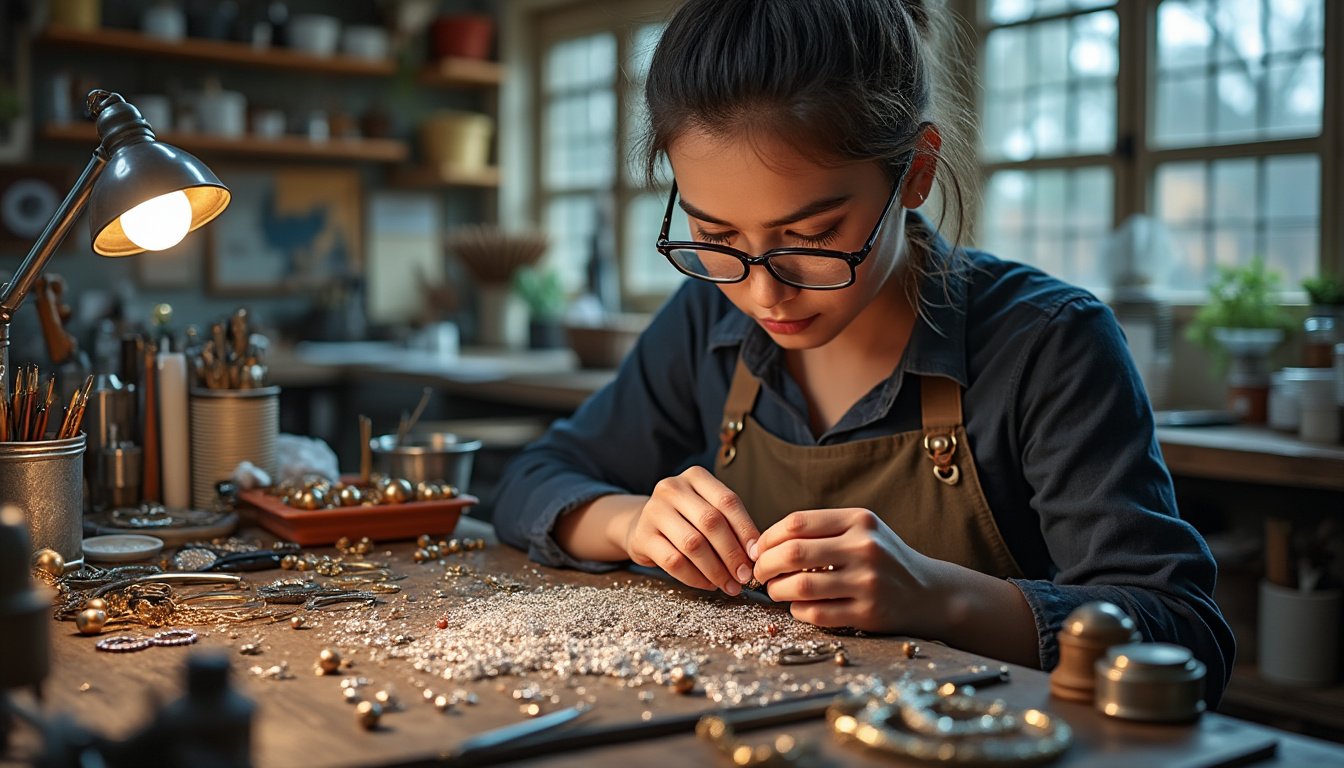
[119,190,192,251]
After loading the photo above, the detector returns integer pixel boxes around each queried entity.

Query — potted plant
[1186,257,1293,423]
[1302,275,1344,368]
[514,266,567,349]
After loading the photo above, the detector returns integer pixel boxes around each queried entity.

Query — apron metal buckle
[923,432,960,486]
[719,419,744,466]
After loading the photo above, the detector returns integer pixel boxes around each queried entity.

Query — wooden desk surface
[13,518,1344,767]
[1156,425,1344,492]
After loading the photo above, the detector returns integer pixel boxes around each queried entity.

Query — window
[971,0,1334,299]
[519,1,673,309]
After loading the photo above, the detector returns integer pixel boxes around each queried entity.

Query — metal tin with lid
[1051,601,1141,702]
[1094,642,1206,723]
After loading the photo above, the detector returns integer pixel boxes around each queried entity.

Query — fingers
[627,468,761,594]
[756,509,861,554]
[764,568,849,603]
[753,534,837,583]
[788,598,861,629]
[680,468,760,585]
[637,533,717,591]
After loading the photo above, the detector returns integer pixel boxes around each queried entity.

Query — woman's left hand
[751,508,948,635]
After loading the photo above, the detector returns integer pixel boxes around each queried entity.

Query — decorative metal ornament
[356,700,383,730]
[317,648,343,674]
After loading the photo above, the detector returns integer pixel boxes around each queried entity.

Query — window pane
[624,192,685,294]
[1153,0,1323,147]
[545,33,616,92]
[1155,155,1319,292]
[981,10,1115,161]
[980,166,1113,289]
[1153,72,1209,145]
[984,0,1111,24]
[545,195,598,294]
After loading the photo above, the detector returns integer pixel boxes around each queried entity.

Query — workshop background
[1,0,1342,744]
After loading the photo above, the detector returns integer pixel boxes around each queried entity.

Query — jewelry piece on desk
[94,629,198,653]
[305,591,380,611]
[777,643,844,666]
[827,681,1072,765]
[697,714,818,767]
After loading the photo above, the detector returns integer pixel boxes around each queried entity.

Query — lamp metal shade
[90,141,230,257]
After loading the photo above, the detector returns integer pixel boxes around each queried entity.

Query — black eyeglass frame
[655,160,911,291]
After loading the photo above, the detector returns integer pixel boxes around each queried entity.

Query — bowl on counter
[564,314,647,370]
[370,432,482,493]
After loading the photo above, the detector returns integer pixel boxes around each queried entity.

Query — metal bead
[416,482,439,501]
[669,666,696,694]
[442,484,459,499]
[317,648,342,675]
[417,534,433,549]
[445,539,462,555]
[337,486,363,507]
[84,597,108,613]
[382,478,413,505]
[33,548,65,577]
[75,608,107,635]
[433,694,451,712]
[834,650,849,667]
[343,687,360,703]
[520,702,541,717]
[902,641,919,659]
[335,536,351,551]
[356,700,382,730]
[413,549,429,563]
[290,616,306,630]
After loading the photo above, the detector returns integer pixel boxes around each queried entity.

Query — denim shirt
[493,228,1235,704]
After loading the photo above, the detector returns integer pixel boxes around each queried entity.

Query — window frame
[501,0,673,312]
[953,0,1342,304]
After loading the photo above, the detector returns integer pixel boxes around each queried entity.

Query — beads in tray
[266,474,460,510]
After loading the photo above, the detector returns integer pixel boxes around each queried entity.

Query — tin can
[0,433,86,566]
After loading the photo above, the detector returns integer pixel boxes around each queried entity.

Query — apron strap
[920,375,964,485]
[719,356,760,465]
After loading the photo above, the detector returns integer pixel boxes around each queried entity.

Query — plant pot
[1214,327,1284,424]
[430,14,494,61]
[1258,580,1341,686]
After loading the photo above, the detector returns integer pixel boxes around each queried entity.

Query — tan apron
[714,357,1023,579]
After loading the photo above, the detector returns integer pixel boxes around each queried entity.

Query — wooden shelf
[1157,424,1344,492]
[40,122,409,163]
[418,57,506,88]
[1222,663,1344,740]
[388,165,500,189]
[39,24,398,77]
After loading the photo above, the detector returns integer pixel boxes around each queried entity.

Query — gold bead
[290,616,306,630]
[75,608,107,635]
[355,700,382,730]
[834,650,849,667]
[354,537,373,555]
[443,484,459,499]
[317,648,342,674]
[415,481,439,501]
[281,554,298,570]
[669,666,696,694]
[520,702,541,717]
[382,478,413,505]
[901,641,919,659]
[416,534,433,549]
[84,597,108,613]
[335,536,351,551]
[33,549,65,577]
[413,548,429,563]
[433,694,451,712]
[445,539,462,555]
[337,486,363,507]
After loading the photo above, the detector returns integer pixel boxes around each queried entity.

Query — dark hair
[642,0,977,291]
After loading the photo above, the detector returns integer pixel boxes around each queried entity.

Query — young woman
[494,0,1233,702]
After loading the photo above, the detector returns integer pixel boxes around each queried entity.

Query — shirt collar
[705,212,970,387]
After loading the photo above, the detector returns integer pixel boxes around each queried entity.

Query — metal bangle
[96,635,153,653]
[305,592,379,611]
[152,629,199,647]
[778,646,831,665]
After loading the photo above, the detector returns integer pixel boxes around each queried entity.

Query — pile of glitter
[327,581,840,685]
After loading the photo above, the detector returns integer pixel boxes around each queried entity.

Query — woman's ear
[901,124,941,209]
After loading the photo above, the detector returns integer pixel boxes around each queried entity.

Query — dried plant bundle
[447,224,548,284]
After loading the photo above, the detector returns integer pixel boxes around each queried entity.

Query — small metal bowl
[1094,643,1206,723]
[370,433,482,492]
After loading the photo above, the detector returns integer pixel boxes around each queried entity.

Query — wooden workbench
[9,517,1344,767]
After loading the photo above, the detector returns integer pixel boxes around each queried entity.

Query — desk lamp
[0,89,230,400]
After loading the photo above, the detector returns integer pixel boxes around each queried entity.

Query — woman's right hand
[624,466,761,595]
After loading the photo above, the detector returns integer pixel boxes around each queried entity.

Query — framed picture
[207,167,362,295]
[137,229,206,289]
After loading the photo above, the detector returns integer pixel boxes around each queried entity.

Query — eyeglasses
[655,167,906,291]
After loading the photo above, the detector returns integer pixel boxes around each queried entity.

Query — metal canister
[1094,643,1206,723]
[0,433,86,566]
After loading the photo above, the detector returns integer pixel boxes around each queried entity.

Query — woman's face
[666,128,913,350]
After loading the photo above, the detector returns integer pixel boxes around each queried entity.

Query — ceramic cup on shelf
[1259,580,1342,687]
[289,14,341,57]
[142,0,186,41]
[342,25,390,60]
[132,94,173,134]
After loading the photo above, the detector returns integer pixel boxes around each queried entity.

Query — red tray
[241,484,477,547]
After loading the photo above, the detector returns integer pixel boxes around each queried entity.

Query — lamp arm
[0,150,107,401]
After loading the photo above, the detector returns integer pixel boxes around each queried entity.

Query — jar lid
[1095,643,1206,723]
[1060,601,1141,646]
